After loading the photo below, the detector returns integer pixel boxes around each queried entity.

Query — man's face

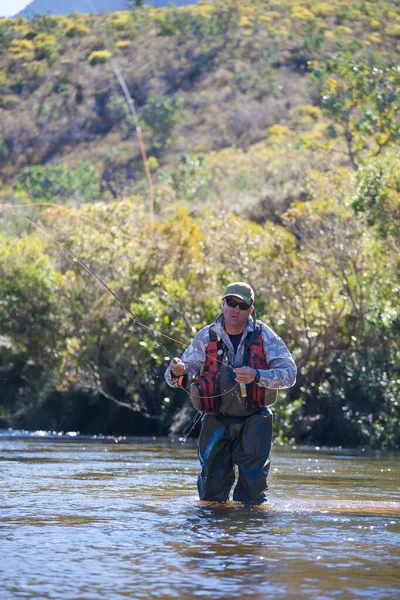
[222,295,253,332]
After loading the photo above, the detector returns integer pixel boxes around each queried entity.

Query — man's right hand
[170,357,186,377]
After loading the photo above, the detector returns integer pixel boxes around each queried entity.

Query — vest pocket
[190,382,204,411]
[262,388,278,406]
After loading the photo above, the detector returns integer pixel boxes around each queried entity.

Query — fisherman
[165,282,297,504]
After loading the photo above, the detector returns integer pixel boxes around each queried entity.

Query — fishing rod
[1,201,137,241]
[180,411,203,445]
[2,207,258,442]
[3,207,242,389]
[4,208,174,360]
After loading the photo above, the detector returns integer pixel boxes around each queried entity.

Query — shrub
[0,140,9,161]
[116,40,131,50]
[167,154,207,199]
[88,50,111,65]
[141,94,184,148]
[30,14,59,34]
[385,24,400,38]
[352,152,400,238]
[239,16,252,28]
[291,6,314,20]
[289,104,323,126]
[147,156,159,171]
[313,3,334,18]
[0,20,13,49]
[157,9,208,38]
[266,124,291,144]
[15,162,101,205]
[107,11,134,32]
[34,33,57,61]
[0,94,20,109]
[9,39,34,61]
[64,21,91,37]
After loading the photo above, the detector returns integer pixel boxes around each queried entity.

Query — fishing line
[5,208,174,359]
[1,5,255,406]
[2,208,246,404]
[1,201,137,241]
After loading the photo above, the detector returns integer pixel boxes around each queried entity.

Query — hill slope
[2,1,399,188]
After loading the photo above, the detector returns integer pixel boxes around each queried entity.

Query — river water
[1,430,399,600]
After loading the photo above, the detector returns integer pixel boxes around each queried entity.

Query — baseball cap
[222,282,254,303]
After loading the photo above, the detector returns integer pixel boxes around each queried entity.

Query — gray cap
[222,282,254,303]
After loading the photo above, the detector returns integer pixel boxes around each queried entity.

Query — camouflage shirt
[165,314,297,391]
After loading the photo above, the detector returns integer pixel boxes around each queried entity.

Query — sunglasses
[225,299,252,311]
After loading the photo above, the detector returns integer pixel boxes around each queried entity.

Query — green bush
[15,162,101,205]
[140,93,184,148]
[0,20,13,49]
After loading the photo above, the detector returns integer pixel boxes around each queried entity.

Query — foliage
[15,163,101,205]
[312,53,400,169]
[87,50,111,64]
[34,33,58,61]
[1,173,398,447]
[165,154,207,199]
[140,94,184,148]
[352,151,400,240]
[0,235,62,426]
[0,20,13,49]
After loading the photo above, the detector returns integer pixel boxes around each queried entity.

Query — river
[1,430,399,599]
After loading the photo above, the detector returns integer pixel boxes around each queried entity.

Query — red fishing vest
[192,324,270,415]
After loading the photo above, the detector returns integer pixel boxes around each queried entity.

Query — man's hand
[170,357,186,377]
[233,366,257,383]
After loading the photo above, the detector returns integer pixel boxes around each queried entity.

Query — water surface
[1,431,399,599]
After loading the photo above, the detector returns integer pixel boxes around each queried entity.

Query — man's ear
[249,306,254,313]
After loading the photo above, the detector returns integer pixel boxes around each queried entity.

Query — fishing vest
[192,323,271,416]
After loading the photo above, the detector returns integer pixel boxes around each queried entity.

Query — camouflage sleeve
[257,323,297,389]
[164,325,210,388]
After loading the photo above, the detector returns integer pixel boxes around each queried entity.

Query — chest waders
[194,323,275,504]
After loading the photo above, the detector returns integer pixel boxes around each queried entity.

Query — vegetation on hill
[0,0,399,447]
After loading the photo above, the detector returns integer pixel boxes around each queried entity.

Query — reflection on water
[1,431,399,599]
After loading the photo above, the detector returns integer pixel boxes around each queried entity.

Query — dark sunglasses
[225,299,252,311]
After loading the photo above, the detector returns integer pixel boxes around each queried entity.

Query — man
[165,282,296,505]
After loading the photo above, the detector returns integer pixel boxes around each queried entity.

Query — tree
[312,54,400,169]
[352,151,400,242]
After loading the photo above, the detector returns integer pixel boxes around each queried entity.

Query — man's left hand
[233,366,257,383]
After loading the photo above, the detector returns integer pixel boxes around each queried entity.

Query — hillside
[1,1,399,198]
[17,0,195,18]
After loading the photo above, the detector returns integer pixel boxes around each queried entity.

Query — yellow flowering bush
[289,104,323,125]
[88,50,111,64]
[313,3,334,18]
[291,6,314,20]
[9,39,34,61]
[385,24,400,37]
[107,11,133,31]
[116,40,131,50]
[239,16,252,28]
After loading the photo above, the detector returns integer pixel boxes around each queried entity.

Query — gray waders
[197,407,273,504]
